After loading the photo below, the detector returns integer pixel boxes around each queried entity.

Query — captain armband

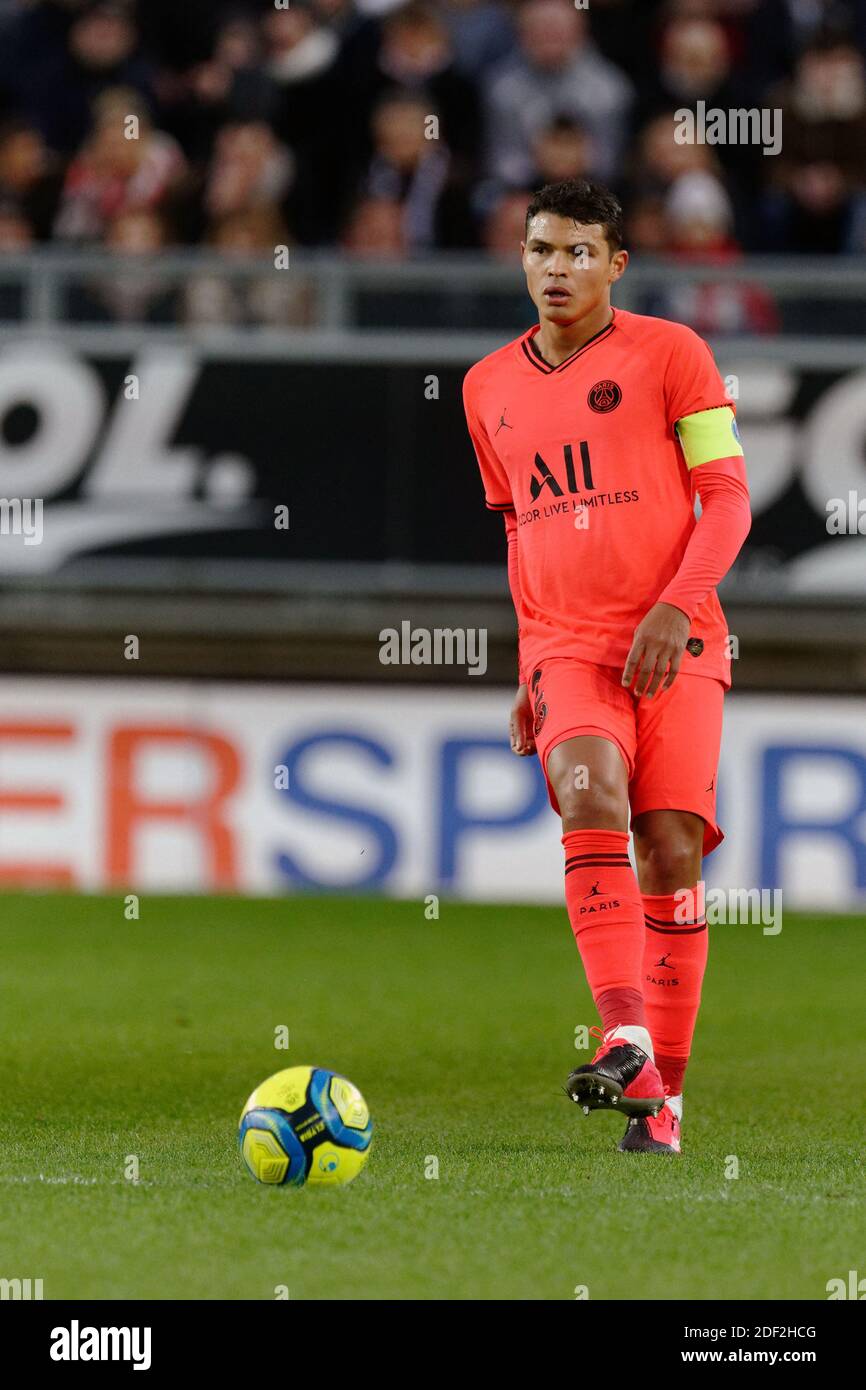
[675,406,743,470]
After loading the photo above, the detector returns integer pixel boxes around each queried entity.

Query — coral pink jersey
[463,307,738,687]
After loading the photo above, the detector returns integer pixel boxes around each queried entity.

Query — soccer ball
[238,1066,373,1187]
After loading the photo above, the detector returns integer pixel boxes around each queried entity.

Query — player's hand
[509,683,536,755]
[622,602,691,699]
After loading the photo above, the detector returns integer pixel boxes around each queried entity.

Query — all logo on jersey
[521,442,640,522]
[587,380,622,413]
[686,637,704,657]
[529,442,594,500]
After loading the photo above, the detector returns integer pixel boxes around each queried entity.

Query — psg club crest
[686,637,705,657]
[587,380,622,413]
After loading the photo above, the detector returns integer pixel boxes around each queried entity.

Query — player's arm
[463,374,534,753]
[623,406,751,698]
[503,508,535,754]
[657,409,751,630]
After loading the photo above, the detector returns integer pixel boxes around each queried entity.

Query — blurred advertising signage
[0,343,865,587]
[0,680,865,909]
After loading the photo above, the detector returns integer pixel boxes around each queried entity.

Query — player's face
[521,214,628,325]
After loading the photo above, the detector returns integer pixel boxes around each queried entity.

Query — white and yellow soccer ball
[238,1066,373,1187]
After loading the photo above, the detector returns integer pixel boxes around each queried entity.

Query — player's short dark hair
[525,178,624,252]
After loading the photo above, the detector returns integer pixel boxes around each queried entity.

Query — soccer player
[463,178,751,1154]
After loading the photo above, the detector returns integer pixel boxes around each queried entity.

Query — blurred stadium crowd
[0,0,865,275]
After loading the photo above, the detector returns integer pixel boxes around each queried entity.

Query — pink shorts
[528,657,725,856]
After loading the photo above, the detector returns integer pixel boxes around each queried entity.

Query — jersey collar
[519,308,617,375]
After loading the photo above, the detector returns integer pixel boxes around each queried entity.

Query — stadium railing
[2,249,866,333]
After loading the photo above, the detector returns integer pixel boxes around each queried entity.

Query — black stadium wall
[0,344,861,580]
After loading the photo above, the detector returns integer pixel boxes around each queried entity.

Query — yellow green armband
[675,406,743,470]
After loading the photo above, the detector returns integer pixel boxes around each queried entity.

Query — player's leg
[633,808,704,896]
[529,660,665,1117]
[615,808,705,1153]
[621,676,725,1151]
[548,733,639,1035]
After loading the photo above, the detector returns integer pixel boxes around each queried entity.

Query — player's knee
[637,835,701,893]
[557,775,625,832]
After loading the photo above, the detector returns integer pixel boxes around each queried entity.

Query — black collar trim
[521,314,616,375]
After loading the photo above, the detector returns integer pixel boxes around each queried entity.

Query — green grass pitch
[1,891,864,1301]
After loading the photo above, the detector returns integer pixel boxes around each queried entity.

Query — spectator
[438,0,517,81]
[365,3,482,169]
[30,0,155,155]
[0,199,34,251]
[765,34,866,251]
[530,117,593,188]
[262,0,347,243]
[639,14,762,240]
[0,118,64,239]
[53,87,187,241]
[163,14,279,164]
[638,17,739,124]
[185,206,313,326]
[341,195,408,256]
[745,0,866,103]
[474,111,593,226]
[483,0,633,186]
[666,169,739,256]
[203,121,294,222]
[482,187,532,261]
[1,0,863,260]
[69,207,178,323]
[262,2,341,106]
[358,91,477,249]
[585,0,667,97]
[639,171,781,335]
[629,110,720,201]
[625,192,668,254]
